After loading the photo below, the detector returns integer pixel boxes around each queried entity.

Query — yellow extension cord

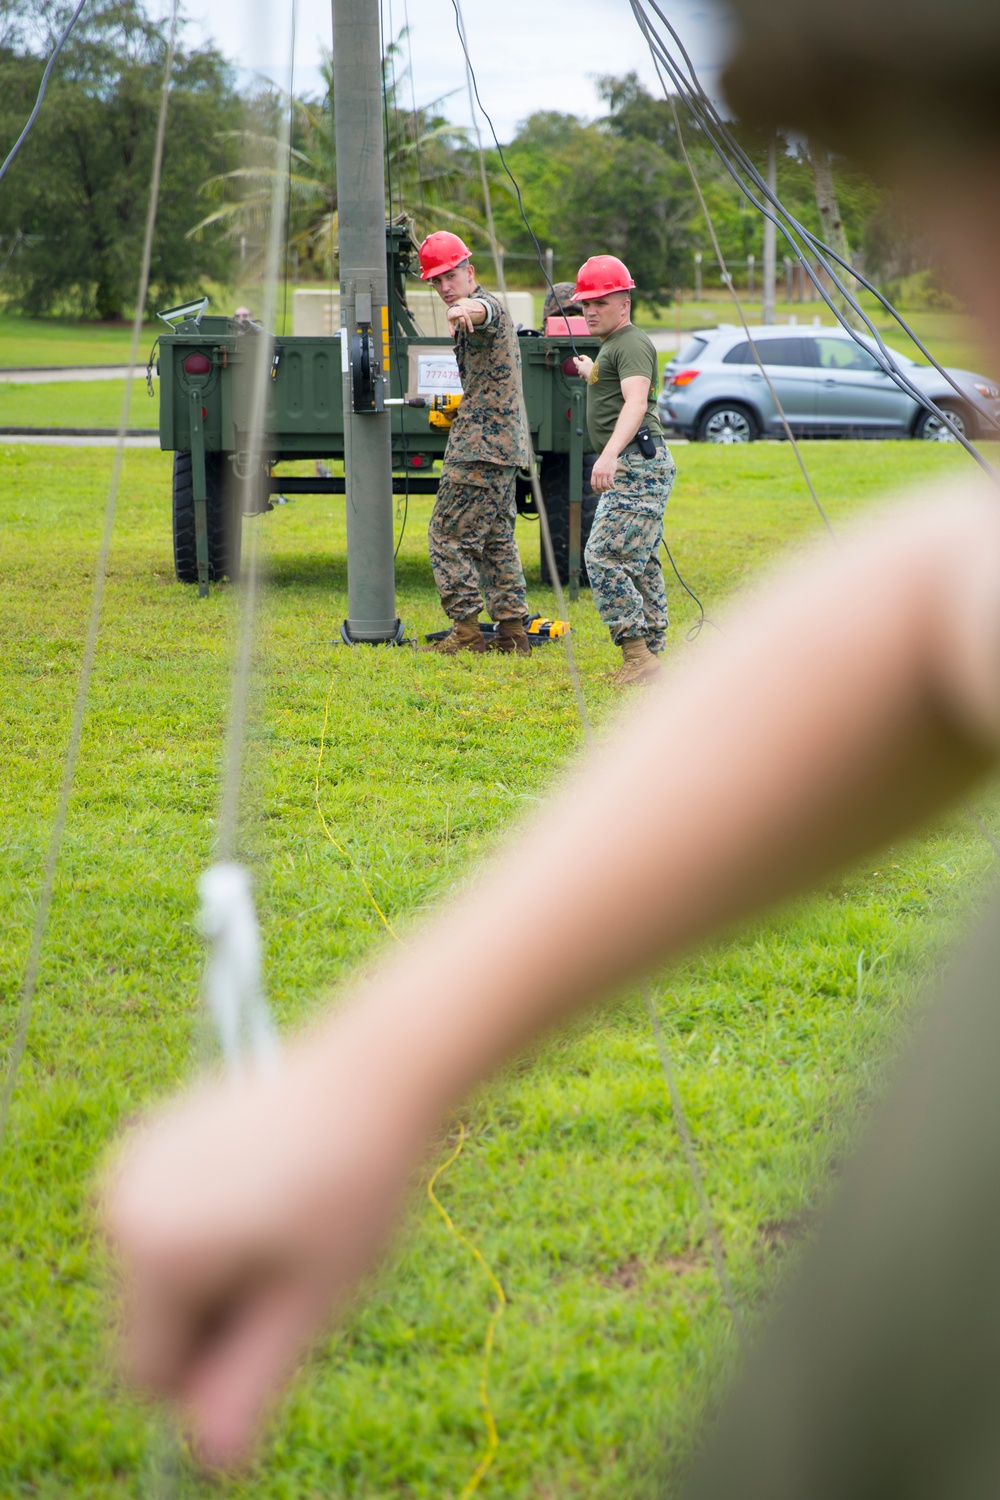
[427,1123,507,1499]
[315,671,506,1495]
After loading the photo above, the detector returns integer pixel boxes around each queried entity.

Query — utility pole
[331,0,401,643]
[762,133,776,324]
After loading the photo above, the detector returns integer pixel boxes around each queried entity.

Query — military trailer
[156,227,599,596]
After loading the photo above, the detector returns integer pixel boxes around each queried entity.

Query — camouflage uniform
[429,287,532,622]
[542,282,583,324]
[584,447,675,654]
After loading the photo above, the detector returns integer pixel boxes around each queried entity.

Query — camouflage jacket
[446,287,531,467]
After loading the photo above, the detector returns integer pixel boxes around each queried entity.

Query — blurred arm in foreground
[103,484,1000,1466]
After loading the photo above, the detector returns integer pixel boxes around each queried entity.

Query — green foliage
[1,435,997,1495]
[0,1,934,319]
[0,0,242,317]
[493,107,692,303]
[194,37,484,286]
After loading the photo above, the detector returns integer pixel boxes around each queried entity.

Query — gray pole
[332,0,399,642]
[762,133,777,324]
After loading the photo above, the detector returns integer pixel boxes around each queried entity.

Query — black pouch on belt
[635,424,657,458]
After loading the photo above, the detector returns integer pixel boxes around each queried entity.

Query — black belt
[621,435,665,457]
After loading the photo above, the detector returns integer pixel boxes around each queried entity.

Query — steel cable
[448,0,748,1348]
[629,0,998,477]
[0,0,89,185]
[0,0,180,1158]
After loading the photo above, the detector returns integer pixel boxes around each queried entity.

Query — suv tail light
[668,368,700,388]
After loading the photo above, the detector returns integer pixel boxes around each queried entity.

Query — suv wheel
[915,402,969,441]
[697,403,758,443]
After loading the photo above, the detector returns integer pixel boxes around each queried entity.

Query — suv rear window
[676,336,708,365]
[723,337,817,367]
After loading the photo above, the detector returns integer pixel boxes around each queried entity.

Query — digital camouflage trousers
[428,460,528,622]
[584,447,676,654]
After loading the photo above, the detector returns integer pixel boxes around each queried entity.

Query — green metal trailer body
[157,229,600,594]
[159,328,596,465]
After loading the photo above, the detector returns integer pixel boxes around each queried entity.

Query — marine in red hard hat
[418,231,474,281]
[570,251,672,687]
[572,254,636,301]
[418,232,534,656]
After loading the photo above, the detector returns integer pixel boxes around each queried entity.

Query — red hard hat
[573,254,636,300]
[419,231,473,280]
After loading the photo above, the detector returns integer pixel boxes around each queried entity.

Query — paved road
[0,365,146,383]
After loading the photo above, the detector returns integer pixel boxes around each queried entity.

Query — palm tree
[190,36,493,283]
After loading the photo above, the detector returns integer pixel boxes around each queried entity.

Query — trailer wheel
[538,452,599,588]
[172,452,242,583]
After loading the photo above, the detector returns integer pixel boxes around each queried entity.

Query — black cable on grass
[661,533,721,640]
[629,0,998,477]
[394,475,409,559]
[0,0,89,185]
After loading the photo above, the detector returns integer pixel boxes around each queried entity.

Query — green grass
[0,377,158,430]
[1,437,998,1497]
[0,314,160,370]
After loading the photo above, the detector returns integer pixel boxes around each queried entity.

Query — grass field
[0,377,158,430]
[2,437,998,1498]
[0,314,160,369]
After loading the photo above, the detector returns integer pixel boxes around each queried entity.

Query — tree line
[0,0,940,320]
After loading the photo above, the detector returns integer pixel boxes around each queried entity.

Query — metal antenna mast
[331,0,401,644]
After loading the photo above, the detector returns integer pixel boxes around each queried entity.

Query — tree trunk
[809,144,864,330]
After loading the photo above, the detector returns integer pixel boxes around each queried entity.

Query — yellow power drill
[427,393,462,429]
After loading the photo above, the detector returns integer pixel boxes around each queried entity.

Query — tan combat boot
[424,613,487,654]
[494,617,532,656]
[610,636,664,687]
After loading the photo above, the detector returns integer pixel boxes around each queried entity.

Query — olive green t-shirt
[585,322,663,452]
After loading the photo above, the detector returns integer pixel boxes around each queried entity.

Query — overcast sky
[176,0,733,140]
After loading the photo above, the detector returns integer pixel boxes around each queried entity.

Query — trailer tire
[172,451,242,583]
[538,452,599,588]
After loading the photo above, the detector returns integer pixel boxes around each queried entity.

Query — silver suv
[657,323,1000,442]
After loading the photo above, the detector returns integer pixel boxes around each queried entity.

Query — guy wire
[215,37,295,865]
[450,0,747,1349]
[401,0,427,220]
[633,10,835,540]
[427,1122,507,1499]
[643,988,749,1351]
[635,0,1000,444]
[630,0,997,475]
[450,0,592,750]
[314,670,399,941]
[448,0,580,360]
[0,0,89,184]
[0,0,180,1159]
[454,0,503,293]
